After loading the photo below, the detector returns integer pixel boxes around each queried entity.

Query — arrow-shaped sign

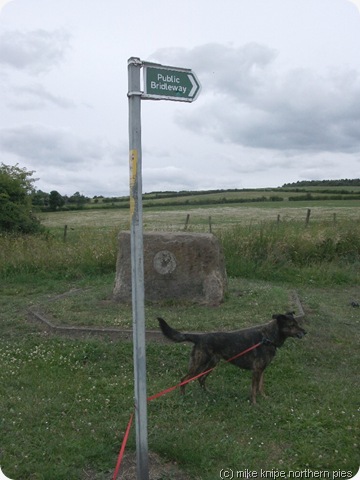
[188,74,199,97]
[142,62,201,102]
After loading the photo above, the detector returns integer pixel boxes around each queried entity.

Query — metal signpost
[127,57,200,480]
[127,57,148,480]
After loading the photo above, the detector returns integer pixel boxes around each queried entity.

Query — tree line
[282,179,360,187]
[33,190,91,211]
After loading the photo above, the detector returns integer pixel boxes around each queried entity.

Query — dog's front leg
[258,370,267,398]
[251,371,262,404]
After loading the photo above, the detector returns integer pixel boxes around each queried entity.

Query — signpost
[127,57,201,480]
[127,57,148,480]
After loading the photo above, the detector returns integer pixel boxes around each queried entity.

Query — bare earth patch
[82,452,192,479]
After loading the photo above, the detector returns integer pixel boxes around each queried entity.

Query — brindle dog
[158,313,306,404]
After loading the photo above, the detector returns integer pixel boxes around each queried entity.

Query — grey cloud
[151,43,276,100]
[0,29,70,74]
[0,124,104,168]
[9,83,75,110]
[159,44,360,154]
[35,164,128,198]
[143,166,200,192]
[228,69,360,153]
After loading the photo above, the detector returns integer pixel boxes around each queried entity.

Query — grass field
[85,185,360,210]
[1,199,359,479]
[38,200,360,231]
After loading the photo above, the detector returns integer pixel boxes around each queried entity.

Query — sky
[0,0,360,197]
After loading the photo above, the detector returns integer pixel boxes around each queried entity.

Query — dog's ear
[272,314,280,319]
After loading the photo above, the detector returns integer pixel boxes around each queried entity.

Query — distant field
[39,200,360,232]
[85,185,360,208]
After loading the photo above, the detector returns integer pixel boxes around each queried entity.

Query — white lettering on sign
[157,73,180,83]
[150,80,187,94]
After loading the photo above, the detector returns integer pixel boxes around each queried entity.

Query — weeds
[1,217,360,286]
[219,219,360,285]
[0,228,118,278]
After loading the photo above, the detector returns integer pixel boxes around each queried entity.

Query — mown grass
[1,335,134,479]
[37,200,360,230]
[64,186,360,210]
[1,204,360,479]
[39,275,291,331]
[1,282,359,479]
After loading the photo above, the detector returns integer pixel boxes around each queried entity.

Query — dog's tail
[157,317,199,344]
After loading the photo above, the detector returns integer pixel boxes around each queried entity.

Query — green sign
[142,63,201,102]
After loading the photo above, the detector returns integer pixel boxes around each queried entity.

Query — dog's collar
[262,337,278,348]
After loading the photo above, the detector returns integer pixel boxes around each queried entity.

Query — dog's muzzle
[296,330,306,339]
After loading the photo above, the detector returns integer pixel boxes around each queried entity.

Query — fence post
[63,224,68,242]
[184,214,190,230]
[209,216,212,233]
[305,209,311,226]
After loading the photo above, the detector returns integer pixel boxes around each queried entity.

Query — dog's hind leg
[180,347,218,394]
[197,356,219,392]
[180,368,211,394]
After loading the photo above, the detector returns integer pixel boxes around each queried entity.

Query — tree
[32,190,49,208]
[0,163,42,233]
[49,190,65,211]
[68,191,89,208]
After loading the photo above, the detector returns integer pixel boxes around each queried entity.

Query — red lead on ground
[112,340,262,479]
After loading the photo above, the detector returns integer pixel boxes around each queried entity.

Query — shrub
[0,163,43,233]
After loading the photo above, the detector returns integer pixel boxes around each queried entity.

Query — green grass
[0,228,118,278]
[219,219,360,285]
[1,277,359,479]
[0,274,360,480]
[38,200,360,228]
[39,275,291,330]
[67,186,360,211]
[1,202,360,478]
[2,205,360,286]
[1,335,134,479]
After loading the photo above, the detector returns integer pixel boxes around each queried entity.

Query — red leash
[112,340,263,478]
[112,413,134,480]
[147,341,262,402]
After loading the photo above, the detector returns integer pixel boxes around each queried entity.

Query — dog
[158,313,306,404]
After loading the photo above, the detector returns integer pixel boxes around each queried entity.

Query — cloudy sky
[1,0,360,197]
